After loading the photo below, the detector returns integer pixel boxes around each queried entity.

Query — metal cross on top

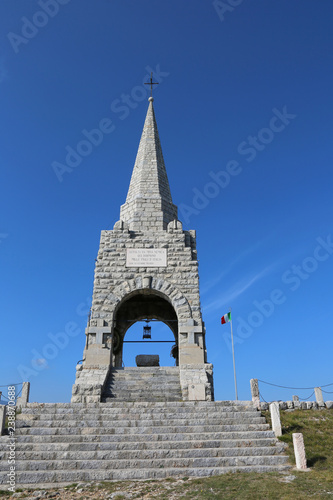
[145,72,159,97]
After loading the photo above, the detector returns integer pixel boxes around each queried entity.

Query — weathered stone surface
[292,433,307,469]
[71,98,213,403]
[135,355,160,367]
[326,401,333,409]
[17,382,30,408]
[270,402,282,437]
[250,379,260,409]
[0,405,6,435]
[314,387,324,406]
[0,401,290,486]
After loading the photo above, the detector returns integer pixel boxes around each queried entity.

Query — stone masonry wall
[90,219,202,326]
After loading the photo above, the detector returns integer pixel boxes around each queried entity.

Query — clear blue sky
[1,1,333,404]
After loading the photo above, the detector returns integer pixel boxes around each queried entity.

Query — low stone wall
[71,364,110,403]
[260,400,333,411]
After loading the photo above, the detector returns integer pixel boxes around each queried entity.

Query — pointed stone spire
[120,97,178,231]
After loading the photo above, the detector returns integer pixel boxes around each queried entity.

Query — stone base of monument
[0,400,290,487]
[136,354,160,367]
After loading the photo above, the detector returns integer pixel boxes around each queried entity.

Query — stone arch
[110,277,192,367]
[111,276,192,321]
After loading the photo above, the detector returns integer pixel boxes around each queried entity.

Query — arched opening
[123,321,177,367]
[112,290,179,368]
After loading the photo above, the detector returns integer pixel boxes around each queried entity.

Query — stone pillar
[0,405,6,436]
[292,433,307,470]
[250,379,260,409]
[178,319,205,365]
[17,382,30,408]
[269,402,282,437]
[84,319,112,366]
[292,395,299,402]
[314,387,324,406]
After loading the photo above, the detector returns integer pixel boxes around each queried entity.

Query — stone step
[15,423,271,436]
[104,384,182,390]
[21,402,256,414]
[23,401,253,409]
[18,413,264,424]
[10,430,277,444]
[110,367,180,373]
[103,390,181,402]
[0,445,286,463]
[0,454,289,473]
[6,437,278,452]
[20,408,259,419]
[0,464,291,486]
[16,416,266,428]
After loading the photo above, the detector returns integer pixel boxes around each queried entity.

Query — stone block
[188,384,206,401]
[270,402,282,437]
[135,355,160,367]
[17,382,30,408]
[314,387,324,406]
[292,433,307,469]
[250,379,260,409]
[325,401,333,409]
[179,345,205,364]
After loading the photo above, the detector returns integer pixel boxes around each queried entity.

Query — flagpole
[230,314,238,401]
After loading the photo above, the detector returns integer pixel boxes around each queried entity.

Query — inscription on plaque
[126,248,167,267]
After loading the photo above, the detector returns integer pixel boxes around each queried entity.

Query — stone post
[250,379,260,409]
[292,433,307,469]
[0,405,6,436]
[17,382,30,408]
[314,387,324,406]
[269,402,282,437]
[292,395,299,402]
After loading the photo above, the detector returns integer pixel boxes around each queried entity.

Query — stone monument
[72,94,214,403]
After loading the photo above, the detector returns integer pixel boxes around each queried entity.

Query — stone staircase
[0,401,289,488]
[102,367,183,402]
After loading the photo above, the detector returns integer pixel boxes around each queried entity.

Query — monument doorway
[122,321,177,368]
[112,290,179,368]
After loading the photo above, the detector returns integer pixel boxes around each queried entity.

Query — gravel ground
[6,478,193,499]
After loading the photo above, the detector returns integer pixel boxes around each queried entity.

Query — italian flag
[221,312,231,324]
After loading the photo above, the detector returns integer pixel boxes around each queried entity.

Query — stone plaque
[126,248,167,267]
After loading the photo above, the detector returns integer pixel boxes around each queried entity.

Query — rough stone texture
[292,433,307,470]
[260,400,333,411]
[0,401,289,487]
[0,405,6,435]
[102,367,182,402]
[120,99,178,231]
[136,355,159,367]
[72,98,212,402]
[269,402,282,437]
[71,365,109,403]
[250,379,260,409]
[17,382,30,408]
[314,387,324,406]
[292,395,299,402]
[180,364,214,401]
